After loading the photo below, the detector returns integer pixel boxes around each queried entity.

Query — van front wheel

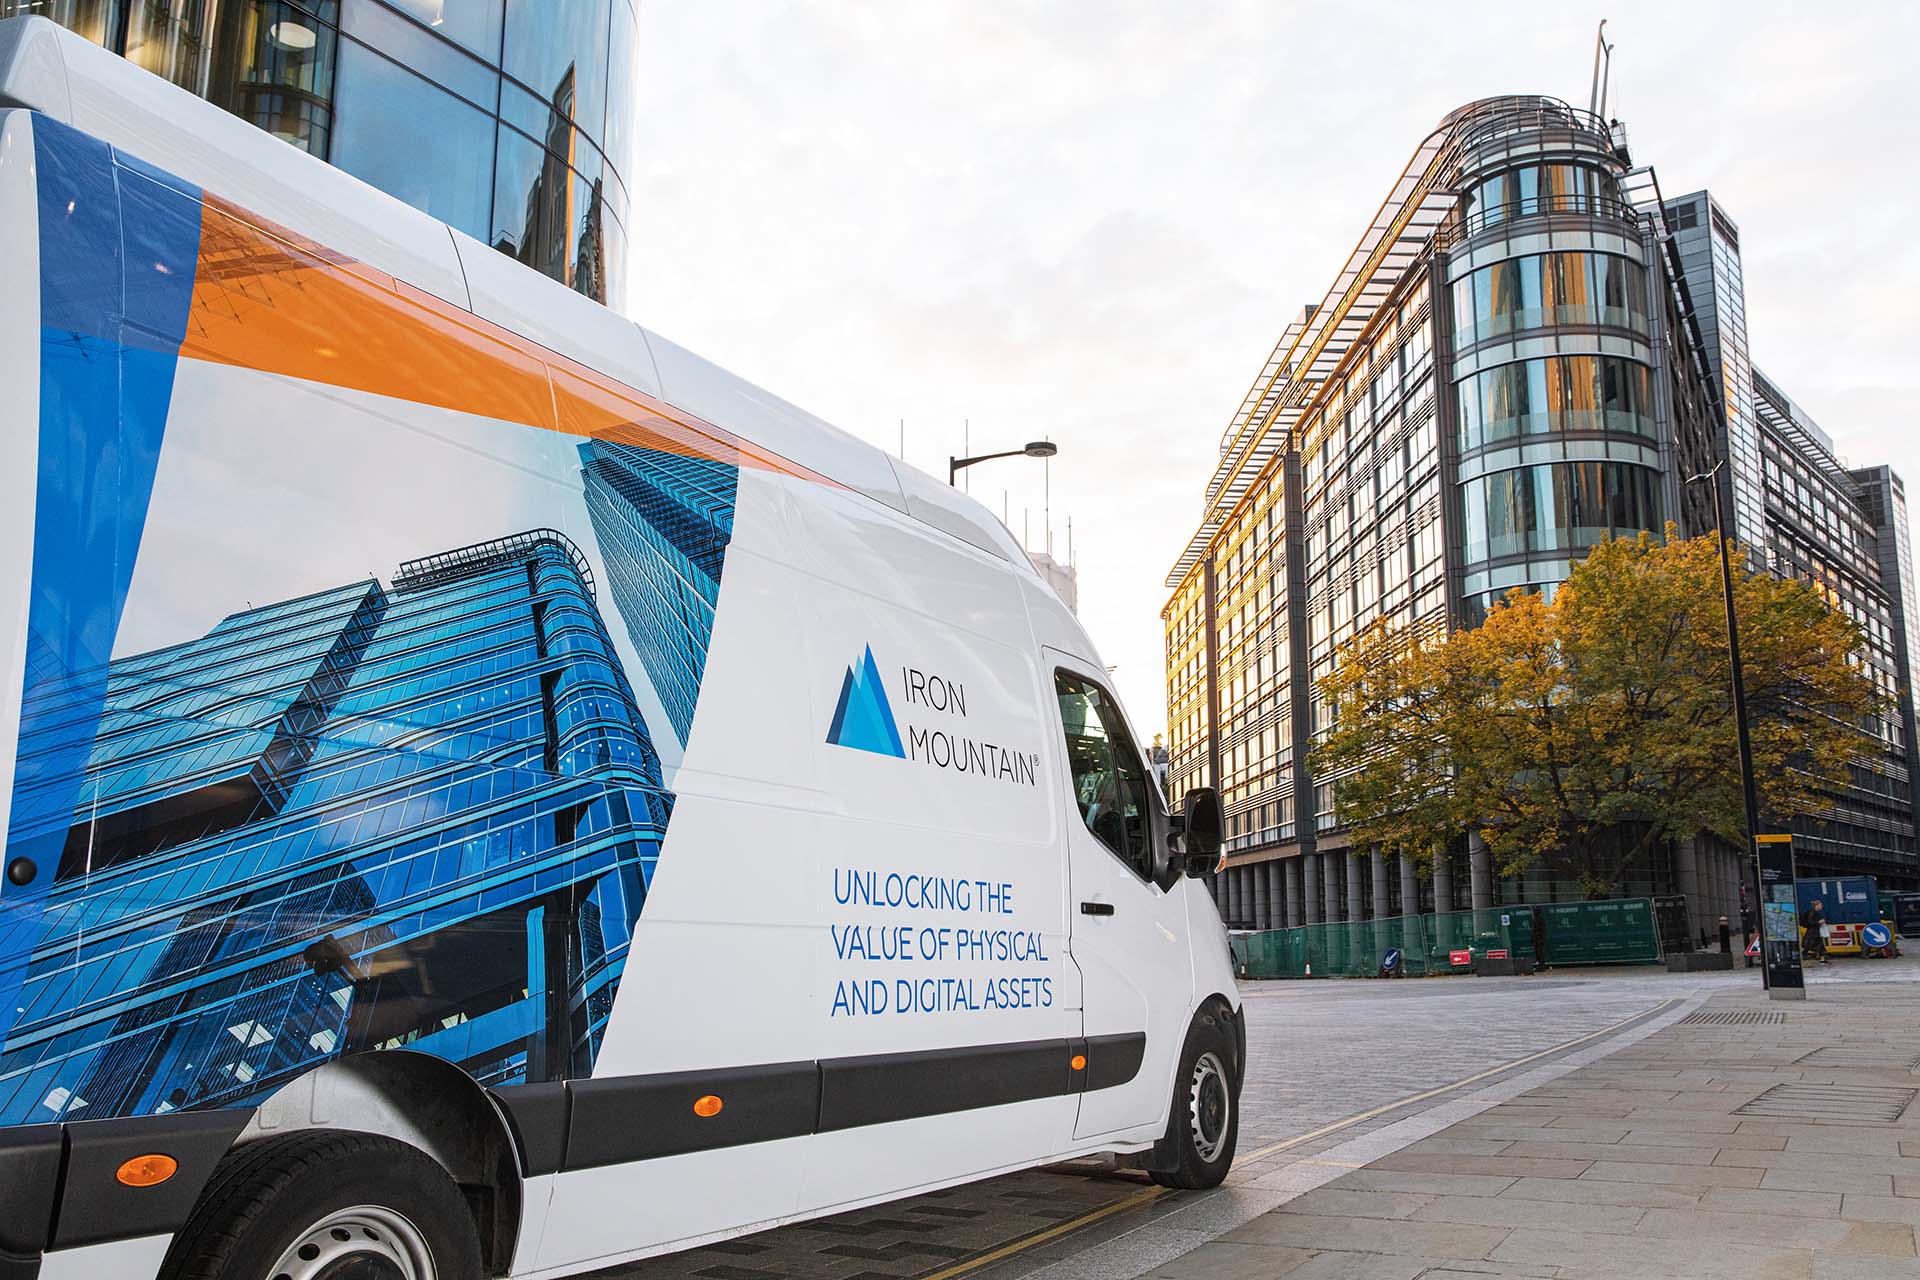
[1149,1008,1240,1189]
[160,1129,483,1280]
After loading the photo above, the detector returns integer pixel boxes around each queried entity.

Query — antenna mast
[1588,20,1614,120]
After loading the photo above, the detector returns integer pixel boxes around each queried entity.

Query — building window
[1461,461,1664,563]
[1463,162,1623,233]
[1456,355,1657,450]
[1452,251,1650,345]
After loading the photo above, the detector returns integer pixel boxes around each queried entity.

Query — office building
[1164,96,1920,934]
[1663,192,1920,885]
[0,529,667,1125]
[4,0,636,306]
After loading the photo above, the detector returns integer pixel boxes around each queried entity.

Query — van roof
[0,14,1041,579]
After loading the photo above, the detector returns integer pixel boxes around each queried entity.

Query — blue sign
[1863,923,1892,949]
[1381,948,1403,972]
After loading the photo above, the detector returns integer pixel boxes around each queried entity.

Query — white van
[0,17,1240,1280]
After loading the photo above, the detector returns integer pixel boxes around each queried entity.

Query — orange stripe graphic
[179,192,831,483]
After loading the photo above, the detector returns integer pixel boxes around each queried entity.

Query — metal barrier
[1230,897,1661,979]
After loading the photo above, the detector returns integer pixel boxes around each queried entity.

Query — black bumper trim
[510,1031,1149,1173]
[2,1029,1151,1257]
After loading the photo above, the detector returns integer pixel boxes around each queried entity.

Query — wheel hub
[1187,1050,1231,1163]
[267,1205,436,1280]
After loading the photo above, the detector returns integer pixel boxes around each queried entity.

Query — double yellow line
[917,996,1677,1280]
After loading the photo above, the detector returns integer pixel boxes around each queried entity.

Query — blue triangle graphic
[827,645,905,757]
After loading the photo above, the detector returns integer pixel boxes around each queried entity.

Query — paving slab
[1222,1212,1510,1260]
[1699,1187,1846,1217]
[1410,1192,1645,1233]
[1498,1176,1703,1209]
[1146,975,1920,1280]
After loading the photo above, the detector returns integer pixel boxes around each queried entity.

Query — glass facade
[1461,462,1664,563]
[4,0,637,307]
[1165,96,1920,935]
[1461,161,1623,234]
[1451,251,1651,346]
[1456,355,1658,450]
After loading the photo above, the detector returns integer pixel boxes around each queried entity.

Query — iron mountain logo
[826,647,1037,786]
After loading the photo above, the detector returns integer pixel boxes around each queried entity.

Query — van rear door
[1046,651,1190,1141]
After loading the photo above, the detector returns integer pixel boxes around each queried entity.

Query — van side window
[1054,670,1152,879]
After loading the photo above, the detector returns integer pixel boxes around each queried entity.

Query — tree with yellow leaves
[1312,527,1881,898]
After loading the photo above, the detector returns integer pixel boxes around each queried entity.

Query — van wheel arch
[1145,998,1243,1186]
[231,1051,523,1273]
[1193,993,1244,1085]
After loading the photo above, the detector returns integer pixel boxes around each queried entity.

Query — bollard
[1718,916,1732,955]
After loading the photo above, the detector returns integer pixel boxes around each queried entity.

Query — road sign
[1449,949,1472,967]
[1863,922,1892,950]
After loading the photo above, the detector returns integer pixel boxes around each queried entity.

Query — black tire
[1149,1006,1240,1189]
[160,1129,484,1280]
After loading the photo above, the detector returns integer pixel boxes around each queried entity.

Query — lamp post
[1685,462,1798,996]
[949,440,1057,486]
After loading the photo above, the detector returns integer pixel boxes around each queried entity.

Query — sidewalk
[1159,971,1920,1280]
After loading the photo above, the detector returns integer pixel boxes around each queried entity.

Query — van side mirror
[1175,787,1224,876]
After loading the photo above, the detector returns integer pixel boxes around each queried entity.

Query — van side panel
[533,470,1086,1271]
[0,122,747,1136]
[0,115,201,1056]
[0,110,42,918]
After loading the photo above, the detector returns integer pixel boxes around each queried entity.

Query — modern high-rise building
[1663,192,1920,886]
[2,0,637,306]
[0,529,667,1126]
[1163,96,1920,934]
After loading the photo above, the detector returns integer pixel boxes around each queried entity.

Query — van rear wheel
[160,1130,483,1280]
[1149,1007,1240,1189]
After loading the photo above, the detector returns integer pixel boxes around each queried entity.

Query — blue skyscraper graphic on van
[579,440,737,746]
[0,531,667,1126]
[827,647,905,758]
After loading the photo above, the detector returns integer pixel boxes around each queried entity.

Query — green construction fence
[1228,897,1661,979]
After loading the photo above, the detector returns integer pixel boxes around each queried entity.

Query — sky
[626,1,1920,741]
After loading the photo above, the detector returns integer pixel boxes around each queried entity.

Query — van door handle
[1080,901,1115,916]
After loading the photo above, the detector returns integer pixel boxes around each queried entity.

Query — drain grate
[1797,1047,1920,1070]
[1735,1083,1916,1124]
[1682,1010,1787,1026]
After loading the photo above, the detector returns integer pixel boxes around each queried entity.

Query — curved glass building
[1443,101,1665,619]
[1164,95,1920,935]
[4,0,637,308]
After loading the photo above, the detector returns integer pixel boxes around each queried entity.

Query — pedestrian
[1801,898,1830,965]
[1149,733,1170,794]
[1739,885,1756,967]
[1530,907,1548,970]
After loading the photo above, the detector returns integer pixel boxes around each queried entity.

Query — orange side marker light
[116,1154,178,1187]
[1070,1054,1087,1071]
[693,1094,723,1118]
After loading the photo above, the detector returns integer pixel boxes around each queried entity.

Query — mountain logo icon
[827,645,905,758]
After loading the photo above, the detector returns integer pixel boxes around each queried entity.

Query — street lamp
[949,440,1057,486]
[1684,462,1795,994]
